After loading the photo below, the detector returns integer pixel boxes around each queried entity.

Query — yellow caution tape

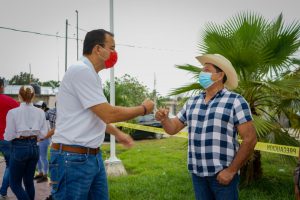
[254,142,298,157]
[115,122,188,138]
[115,122,299,157]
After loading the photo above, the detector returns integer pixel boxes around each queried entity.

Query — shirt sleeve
[10,98,19,110]
[4,110,16,141]
[72,68,107,109]
[233,95,253,126]
[38,111,49,139]
[177,101,188,124]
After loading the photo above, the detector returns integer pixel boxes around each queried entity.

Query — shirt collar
[80,56,96,72]
[20,102,33,107]
[200,88,227,99]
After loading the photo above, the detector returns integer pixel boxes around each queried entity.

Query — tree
[170,12,300,185]
[103,74,150,107]
[148,90,167,109]
[41,80,60,88]
[9,72,40,85]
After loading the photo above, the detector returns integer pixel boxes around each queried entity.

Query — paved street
[0,157,51,200]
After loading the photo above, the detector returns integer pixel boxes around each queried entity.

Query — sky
[0,0,299,96]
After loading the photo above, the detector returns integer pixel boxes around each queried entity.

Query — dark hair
[213,64,227,84]
[83,29,114,55]
[0,78,3,87]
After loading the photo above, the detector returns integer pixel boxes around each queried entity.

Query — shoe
[37,175,48,183]
[0,195,7,199]
[34,174,44,180]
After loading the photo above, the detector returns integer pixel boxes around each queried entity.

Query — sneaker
[34,174,44,180]
[37,175,48,183]
[0,195,8,200]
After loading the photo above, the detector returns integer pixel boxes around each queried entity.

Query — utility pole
[105,0,127,177]
[108,0,117,162]
[57,58,60,82]
[76,10,79,60]
[29,63,32,83]
[153,73,157,112]
[65,19,68,72]
[56,32,60,82]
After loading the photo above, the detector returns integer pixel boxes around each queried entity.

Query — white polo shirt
[52,56,107,148]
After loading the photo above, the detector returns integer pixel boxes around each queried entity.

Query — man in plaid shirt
[47,106,56,130]
[156,54,257,200]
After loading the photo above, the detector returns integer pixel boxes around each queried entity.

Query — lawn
[101,137,296,200]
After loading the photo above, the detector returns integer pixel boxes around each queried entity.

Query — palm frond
[175,65,201,80]
[252,115,279,138]
[169,83,201,96]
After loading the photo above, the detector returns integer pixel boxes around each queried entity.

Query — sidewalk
[0,157,51,200]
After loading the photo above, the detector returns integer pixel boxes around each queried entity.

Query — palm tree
[170,12,300,184]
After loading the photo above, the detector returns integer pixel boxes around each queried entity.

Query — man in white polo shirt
[50,29,154,200]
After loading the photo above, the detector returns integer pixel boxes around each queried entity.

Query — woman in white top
[4,85,48,200]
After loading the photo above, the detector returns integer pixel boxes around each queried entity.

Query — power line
[68,24,184,52]
[0,26,82,41]
[0,25,186,53]
[68,23,88,33]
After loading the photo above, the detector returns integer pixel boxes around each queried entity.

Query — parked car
[104,113,175,141]
[130,114,163,140]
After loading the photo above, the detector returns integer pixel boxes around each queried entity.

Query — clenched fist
[141,99,154,115]
[155,108,169,122]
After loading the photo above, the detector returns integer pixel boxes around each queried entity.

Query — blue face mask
[199,72,214,89]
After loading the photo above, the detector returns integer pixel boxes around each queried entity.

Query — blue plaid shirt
[177,88,252,177]
[47,108,57,129]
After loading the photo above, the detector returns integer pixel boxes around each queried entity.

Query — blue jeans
[191,172,239,200]
[9,139,39,200]
[37,138,50,174]
[0,140,11,196]
[50,146,108,200]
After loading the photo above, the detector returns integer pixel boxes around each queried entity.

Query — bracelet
[141,105,147,115]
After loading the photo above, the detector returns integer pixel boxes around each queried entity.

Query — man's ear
[217,72,225,82]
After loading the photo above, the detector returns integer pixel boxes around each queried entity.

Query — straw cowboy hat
[196,54,238,90]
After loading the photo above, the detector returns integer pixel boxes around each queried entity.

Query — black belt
[15,135,37,140]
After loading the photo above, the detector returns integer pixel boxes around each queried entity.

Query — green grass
[239,152,295,200]
[101,137,296,200]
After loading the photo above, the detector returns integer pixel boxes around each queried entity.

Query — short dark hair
[213,64,227,84]
[0,78,3,87]
[83,29,114,55]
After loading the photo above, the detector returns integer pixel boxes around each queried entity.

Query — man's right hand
[141,99,154,115]
[155,108,169,122]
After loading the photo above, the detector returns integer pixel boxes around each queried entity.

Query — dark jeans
[9,139,39,200]
[0,140,11,196]
[191,173,239,200]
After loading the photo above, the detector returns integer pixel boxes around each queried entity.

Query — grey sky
[1,0,299,96]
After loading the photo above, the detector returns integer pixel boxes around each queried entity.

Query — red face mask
[105,51,118,69]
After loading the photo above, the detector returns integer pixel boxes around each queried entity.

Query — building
[4,85,58,108]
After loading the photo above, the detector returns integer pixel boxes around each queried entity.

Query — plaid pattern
[177,88,252,177]
[47,108,56,129]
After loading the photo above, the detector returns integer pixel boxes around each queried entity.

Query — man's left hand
[115,132,134,148]
[216,168,236,185]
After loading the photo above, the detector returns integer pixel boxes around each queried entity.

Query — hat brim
[196,54,238,89]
